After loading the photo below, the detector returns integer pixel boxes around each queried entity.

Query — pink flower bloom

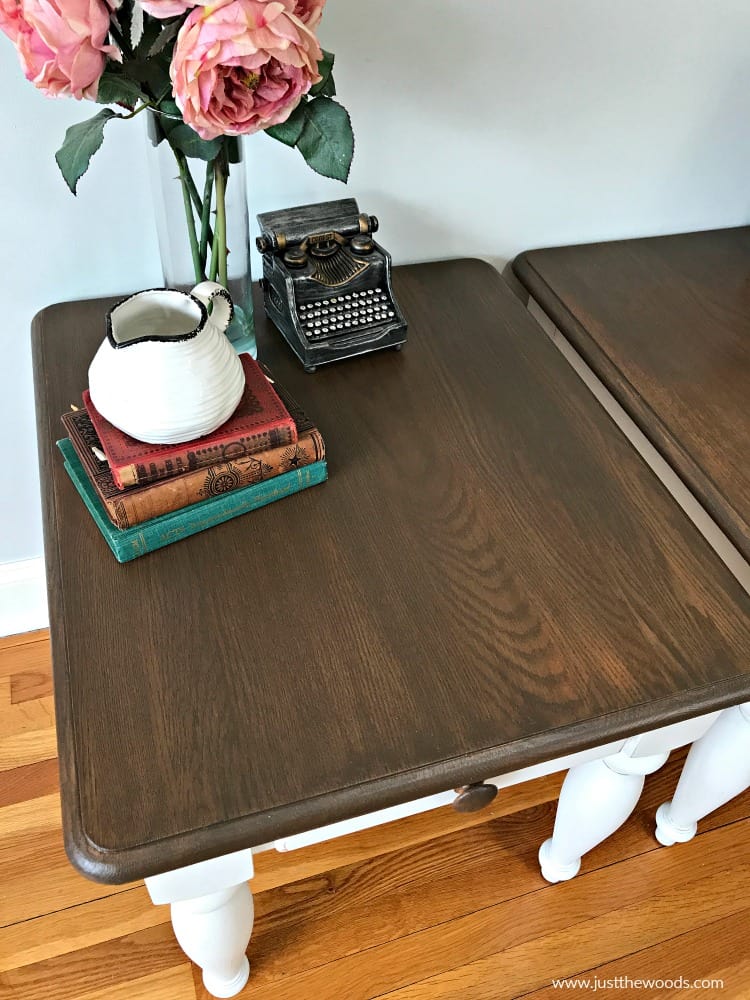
[0,0,117,99]
[171,0,322,141]
[139,0,203,19]
[293,0,325,28]
[0,0,23,43]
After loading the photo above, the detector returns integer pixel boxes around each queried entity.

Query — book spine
[72,461,328,562]
[103,430,324,528]
[114,424,297,489]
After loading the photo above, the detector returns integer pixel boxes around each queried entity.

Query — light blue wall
[2,0,749,563]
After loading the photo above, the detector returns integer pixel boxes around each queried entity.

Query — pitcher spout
[106,288,207,349]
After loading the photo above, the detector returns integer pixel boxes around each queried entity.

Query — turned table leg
[539,739,669,882]
[171,884,253,997]
[656,703,750,846]
[145,848,255,998]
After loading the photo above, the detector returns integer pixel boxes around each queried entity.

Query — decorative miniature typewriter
[256,198,407,372]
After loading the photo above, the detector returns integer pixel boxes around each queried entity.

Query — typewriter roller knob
[452,782,498,813]
[283,248,307,268]
[350,234,375,255]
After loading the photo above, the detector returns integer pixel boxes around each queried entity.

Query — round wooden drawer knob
[452,783,498,813]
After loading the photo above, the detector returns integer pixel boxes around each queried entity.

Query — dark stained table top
[33,259,750,885]
[513,227,750,561]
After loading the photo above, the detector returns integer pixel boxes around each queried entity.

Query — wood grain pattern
[513,227,750,560]
[3,634,750,1000]
[526,910,750,998]
[32,259,750,882]
[230,821,750,1000]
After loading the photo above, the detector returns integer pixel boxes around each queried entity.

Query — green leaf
[296,98,354,182]
[129,0,144,49]
[156,98,181,119]
[310,50,335,97]
[123,57,172,103]
[265,100,307,147]
[316,73,336,98]
[166,123,223,161]
[148,99,183,147]
[55,109,119,195]
[148,18,182,57]
[96,71,147,109]
[135,12,160,56]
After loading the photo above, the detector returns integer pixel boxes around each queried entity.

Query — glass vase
[145,111,256,357]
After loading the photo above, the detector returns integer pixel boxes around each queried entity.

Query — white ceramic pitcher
[88,282,246,445]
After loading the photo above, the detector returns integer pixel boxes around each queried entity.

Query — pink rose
[0,0,22,42]
[139,0,202,19]
[0,0,117,99]
[293,0,325,28]
[171,0,322,141]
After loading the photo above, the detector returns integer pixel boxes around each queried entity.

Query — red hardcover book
[84,353,297,490]
[62,406,325,529]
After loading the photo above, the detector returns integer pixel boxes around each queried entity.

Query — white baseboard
[0,557,49,637]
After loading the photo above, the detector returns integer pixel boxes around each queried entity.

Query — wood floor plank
[0,637,51,680]
[525,908,750,998]
[0,925,187,1000]
[0,693,55,738]
[0,792,61,839]
[10,670,54,704]
[0,887,159,974]
[70,964,194,1000]
[0,727,57,772]
[0,631,49,653]
[0,758,59,809]
[0,818,130,927]
[0,685,57,771]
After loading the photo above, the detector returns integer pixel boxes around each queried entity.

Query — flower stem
[214,151,228,288]
[171,146,215,268]
[184,169,209,233]
[199,164,214,272]
[173,147,204,283]
[209,229,219,282]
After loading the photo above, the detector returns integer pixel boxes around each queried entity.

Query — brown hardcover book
[62,406,325,530]
[84,353,298,490]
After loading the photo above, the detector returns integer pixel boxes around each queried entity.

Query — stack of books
[57,354,328,562]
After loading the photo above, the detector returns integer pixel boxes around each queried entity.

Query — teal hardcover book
[57,438,327,563]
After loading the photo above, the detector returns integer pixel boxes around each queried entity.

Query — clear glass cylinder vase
[145,111,255,357]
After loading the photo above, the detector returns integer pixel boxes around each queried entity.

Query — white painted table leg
[656,703,750,846]
[171,884,253,998]
[539,739,669,883]
[145,848,255,998]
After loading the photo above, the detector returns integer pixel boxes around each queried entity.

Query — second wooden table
[514,228,750,859]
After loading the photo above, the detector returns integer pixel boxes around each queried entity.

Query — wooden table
[33,259,750,997]
[514,229,750,859]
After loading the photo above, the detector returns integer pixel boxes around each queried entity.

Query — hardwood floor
[1,631,749,999]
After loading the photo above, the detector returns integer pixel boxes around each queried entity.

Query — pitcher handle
[191,281,234,334]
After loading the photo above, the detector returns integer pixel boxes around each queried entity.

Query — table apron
[268,710,719,855]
